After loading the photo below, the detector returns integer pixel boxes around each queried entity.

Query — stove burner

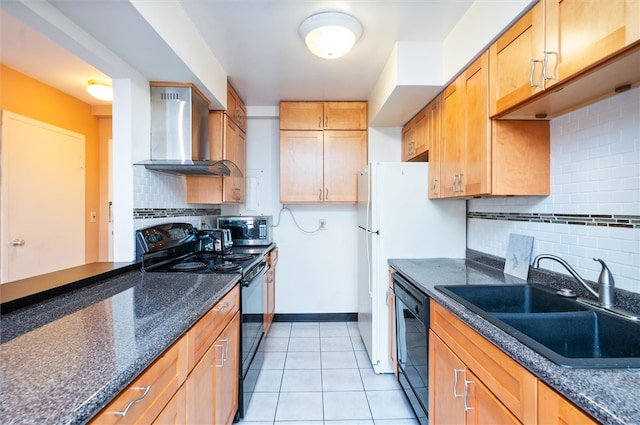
[214,262,241,272]
[195,252,219,260]
[223,253,254,262]
[171,261,208,272]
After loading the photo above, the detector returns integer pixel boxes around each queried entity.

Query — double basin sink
[436,284,640,368]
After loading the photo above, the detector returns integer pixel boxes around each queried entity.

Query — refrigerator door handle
[358,225,379,235]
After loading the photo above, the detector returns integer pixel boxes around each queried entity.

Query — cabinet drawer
[430,301,537,424]
[187,285,240,370]
[89,336,188,425]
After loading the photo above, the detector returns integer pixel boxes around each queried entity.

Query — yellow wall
[1,64,103,263]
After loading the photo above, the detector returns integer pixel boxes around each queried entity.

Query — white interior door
[1,111,85,283]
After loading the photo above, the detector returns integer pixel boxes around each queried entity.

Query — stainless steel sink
[436,284,640,368]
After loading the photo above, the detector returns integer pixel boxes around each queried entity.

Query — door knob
[11,239,25,246]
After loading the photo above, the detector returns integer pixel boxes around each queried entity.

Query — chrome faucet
[532,254,615,308]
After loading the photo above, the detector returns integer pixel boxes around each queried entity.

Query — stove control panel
[135,223,197,260]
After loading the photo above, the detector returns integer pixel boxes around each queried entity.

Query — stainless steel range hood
[137,84,242,177]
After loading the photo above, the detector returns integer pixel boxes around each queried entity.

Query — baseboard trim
[273,313,357,322]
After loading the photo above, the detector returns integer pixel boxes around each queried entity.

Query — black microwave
[216,216,273,246]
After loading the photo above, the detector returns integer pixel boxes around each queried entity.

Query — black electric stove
[135,222,267,420]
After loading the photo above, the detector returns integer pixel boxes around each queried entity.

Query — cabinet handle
[221,338,229,362]
[214,343,225,368]
[458,174,463,193]
[113,386,151,416]
[433,179,438,195]
[464,379,474,411]
[529,59,543,88]
[319,188,323,201]
[325,188,329,201]
[215,301,230,312]
[235,188,241,201]
[542,51,558,83]
[453,174,459,193]
[325,115,328,127]
[318,116,322,128]
[453,369,464,398]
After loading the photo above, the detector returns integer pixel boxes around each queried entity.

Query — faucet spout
[594,258,615,308]
[532,254,599,299]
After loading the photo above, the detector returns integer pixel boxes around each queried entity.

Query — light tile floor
[239,321,419,425]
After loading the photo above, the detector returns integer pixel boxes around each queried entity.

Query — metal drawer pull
[11,239,25,246]
[215,301,230,312]
[318,116,322,128]
[325,116,328,127]
[325,188,329,200]
[221,338,229,362]
[319,188,323,200]
[464,379,474,411]
[215,343,225,368]
[113,386,151,416]
[453,369,464,398]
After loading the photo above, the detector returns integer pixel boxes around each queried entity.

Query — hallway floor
[239,321,419,425]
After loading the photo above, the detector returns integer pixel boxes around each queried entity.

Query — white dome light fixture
[299,12,363,59]
[86,79,113,101]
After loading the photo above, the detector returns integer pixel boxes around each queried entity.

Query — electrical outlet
[319,219,327,230]
[90,212,97,223]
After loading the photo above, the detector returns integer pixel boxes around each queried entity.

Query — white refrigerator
[357,162,466,373]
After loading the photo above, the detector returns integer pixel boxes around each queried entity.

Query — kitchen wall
[468,87,640,293]
[1,65,102,263]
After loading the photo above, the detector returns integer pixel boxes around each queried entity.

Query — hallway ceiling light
[299,12,362,59]
[86,79,113,101]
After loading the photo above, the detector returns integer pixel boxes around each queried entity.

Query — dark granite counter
[0,268,241,425]
[388,256,640,425]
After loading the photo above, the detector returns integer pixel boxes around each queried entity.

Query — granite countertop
[0,267,241,425]
[388,256,640,425]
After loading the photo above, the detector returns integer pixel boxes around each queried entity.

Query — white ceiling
[0,1,527,125]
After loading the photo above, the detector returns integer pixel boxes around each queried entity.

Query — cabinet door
[153,384,186,425]
[214,312,240,425]
[489,2,544,116]
[462,51,491,197]
[538,381,598,425]
[264,265,274,334]
[429,331,466,425]
[223,119,246,203]
[280,102,324,129]
[464,369,520,425]
[186,345,216,424]
[280,130,324,202]
[440,79,463,198]
[323,102,367,130]
[413,108,429,159]
[427,95,442,199]
[545,0,640,87]
[401,121,416,162]
[323,130,367,203]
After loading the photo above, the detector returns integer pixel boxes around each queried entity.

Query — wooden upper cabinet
[545,0,639,86]
[490,0,640,117]
[437,50,550,199]
[426,95,442,199]
[186,113,246,204]
[401,107,430,162]
[279,130,367,203]
[279,101,368,203]
[226,83,246,132]
[280,101,367,130]
[489,2,544,117]
[323,130,368,202]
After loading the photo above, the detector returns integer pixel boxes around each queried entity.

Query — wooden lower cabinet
[430,301,598,425]
[90,285,240,425]
[538,382,598,425]
[153,385,186,425]
[264,247,277,335]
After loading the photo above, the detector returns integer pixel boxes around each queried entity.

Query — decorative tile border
[133,208,221,219]
[467,212,640,229]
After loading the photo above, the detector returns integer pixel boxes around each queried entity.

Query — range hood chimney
[137,83,242,177]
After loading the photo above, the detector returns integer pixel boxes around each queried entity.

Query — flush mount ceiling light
[299,12,363,59]
[86,79,113,101]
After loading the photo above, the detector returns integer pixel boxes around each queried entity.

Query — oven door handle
[241,261,267,287]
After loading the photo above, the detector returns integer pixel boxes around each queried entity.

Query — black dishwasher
[393,271,429,425]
